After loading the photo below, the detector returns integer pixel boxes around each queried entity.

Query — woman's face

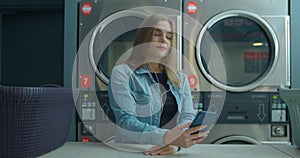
[146,20,173,59]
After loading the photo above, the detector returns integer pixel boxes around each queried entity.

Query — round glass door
[196,10,278,92]
[89,10,147,84]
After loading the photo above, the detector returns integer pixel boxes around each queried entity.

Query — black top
[151,72,178,128]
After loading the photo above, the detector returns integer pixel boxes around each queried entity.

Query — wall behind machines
[0,0,78,140]
[291,0,300,88]
[0,0,64,86]
[290,0,300,146]
[64,0,77,141]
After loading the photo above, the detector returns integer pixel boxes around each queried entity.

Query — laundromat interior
[1,0,300,157]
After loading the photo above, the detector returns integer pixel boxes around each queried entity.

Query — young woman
[108,14,209,155]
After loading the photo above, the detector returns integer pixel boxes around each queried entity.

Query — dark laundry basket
[0,85,75,158]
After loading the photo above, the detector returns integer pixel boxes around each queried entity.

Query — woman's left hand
[144,145,178,155]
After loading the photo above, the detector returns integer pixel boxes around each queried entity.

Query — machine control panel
[79,92,97,121]
[191,91,290,139]
[191,92,204,112]
[270,93,288,122]
[77,91,113,142]
[192,91,289,124]
[269,93,289,137]
[271,125,287,137]
[78,91,113,122]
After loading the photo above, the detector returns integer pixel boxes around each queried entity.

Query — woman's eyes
[166,34,172,40]
[154,32,172,40]
[154,32,161,37]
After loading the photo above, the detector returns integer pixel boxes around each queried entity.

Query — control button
[271,125,286,137]
[83,94,89,101]
[198,103,203,109]
[81,123,96,135]
[277,104,282,109]
[271,110,286,122]
[82,102,87,107]
[82,108,96,120]
[80,136,91,142]
[281,104,287,109]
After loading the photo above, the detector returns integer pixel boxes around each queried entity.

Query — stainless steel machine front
[183,0,290,92]
[75,0,183,142]
[184,0,290,144]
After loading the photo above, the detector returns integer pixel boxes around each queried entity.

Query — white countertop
[269,144,300,158]
[40,142,300,158]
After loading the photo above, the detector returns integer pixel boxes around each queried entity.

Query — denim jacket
[108,64,195,145]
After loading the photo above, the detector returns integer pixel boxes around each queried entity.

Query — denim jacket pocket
[130,91,150,106]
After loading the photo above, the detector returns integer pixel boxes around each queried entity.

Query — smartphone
[190,111,217,134]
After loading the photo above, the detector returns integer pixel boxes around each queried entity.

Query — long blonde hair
[126,14,181,87]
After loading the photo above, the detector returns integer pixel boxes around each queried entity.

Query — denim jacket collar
[134,64,181,92]
[134,65,149,75]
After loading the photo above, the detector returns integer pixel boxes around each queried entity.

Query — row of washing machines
[74,0,291,144]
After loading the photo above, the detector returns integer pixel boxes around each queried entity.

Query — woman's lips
[156,45,167,50]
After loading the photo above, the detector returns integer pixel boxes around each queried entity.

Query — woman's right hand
[163,122,210,148]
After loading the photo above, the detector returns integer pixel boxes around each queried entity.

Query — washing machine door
[196,10,279,92]
[89,10,148,86]
[214,135,261,145]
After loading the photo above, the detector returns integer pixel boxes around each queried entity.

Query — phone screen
[190,111,217,134]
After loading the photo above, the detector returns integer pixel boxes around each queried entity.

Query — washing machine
[183,0,291,144]
[74,0,183,142]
